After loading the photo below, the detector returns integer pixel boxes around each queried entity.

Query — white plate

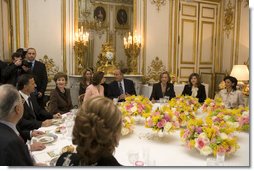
[38,136,55,144]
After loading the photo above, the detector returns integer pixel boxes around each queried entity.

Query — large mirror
[74,0,134,74]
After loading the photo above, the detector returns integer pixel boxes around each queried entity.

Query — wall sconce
[123,31,141,74]
[74,26,89,75]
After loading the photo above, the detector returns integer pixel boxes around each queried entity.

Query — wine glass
[60,126,67,139]
[128,150,139,166]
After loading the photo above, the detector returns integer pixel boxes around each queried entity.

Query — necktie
[119,82,123,95]
[28,97,34,112]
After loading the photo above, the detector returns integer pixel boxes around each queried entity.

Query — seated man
[17,74,61,131]
[108,69,136,102]
[0,84,33,166]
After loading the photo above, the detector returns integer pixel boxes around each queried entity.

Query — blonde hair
[72,96,122,165]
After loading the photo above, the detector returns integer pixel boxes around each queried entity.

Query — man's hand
[32,130,45,137]
[42,119,52,127]
[53,113,62,119]
[30,142,46,151]
[118,94,126,100]
[14,59,22,66]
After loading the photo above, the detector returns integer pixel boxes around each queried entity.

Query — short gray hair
[0,84,21,119]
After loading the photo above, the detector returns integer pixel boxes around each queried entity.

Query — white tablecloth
[140,84,209,99]
[31,113,249,166]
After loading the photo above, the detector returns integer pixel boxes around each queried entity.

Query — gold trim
[142,0,147,75]
[199,21,214,64]
[180,67,195,78]
[173,0,178,76]
[74,0,78,32]
[230,0,236,69]
[182,4,197,17]
[23,0,28,47]
[8,0,12,57]
[180,19,196,64]
[15,0,20,49]
[168,0,173,73]
[133,0,136,30]
[62,0,67,73]
[235,0,242,64]
[1,1,4,59]
[201,7,215,19]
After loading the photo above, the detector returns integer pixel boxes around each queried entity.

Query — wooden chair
[45,100,51,112]
[78,93,85,107]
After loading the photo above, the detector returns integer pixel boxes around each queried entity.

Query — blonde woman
[56,96,122,166]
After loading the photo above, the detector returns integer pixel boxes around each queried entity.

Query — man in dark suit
[26,48,48,108]
[1,52,30,86]
[108,69,136,101]
[17,74,61,131]
[0,84,33,166]
[0,59,7,85]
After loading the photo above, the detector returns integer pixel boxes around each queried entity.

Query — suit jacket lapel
[21,96,36,119]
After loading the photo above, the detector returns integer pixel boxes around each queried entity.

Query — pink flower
[157,119,166,128]
[146,118,153,127]
[164,114,170,122]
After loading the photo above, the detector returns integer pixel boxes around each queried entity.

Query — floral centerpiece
[205,107,249,132]
[238,110,249,131]
[166,96,201,127]
[180,119,239,156]
[200,98,225,113]
[145,108,180,136]
[121,115,135,136]
[118,95,152,118]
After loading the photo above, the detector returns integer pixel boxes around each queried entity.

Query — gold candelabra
[74,26,89,75]
[123,31,141,74]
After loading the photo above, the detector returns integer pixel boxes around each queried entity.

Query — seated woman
[49,72,73,114]
[79,68,93,95]
[217,76,244,109]
[181,73,206,103]
[83,71,105,103]
[150,71,176,102]
[56,96,122,166]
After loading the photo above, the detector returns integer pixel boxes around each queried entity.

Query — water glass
[60,126,67,139]
[206,157,218,166]
[164,96,169,102]
[113,98,118,105]
[128,150,139,166]
[159,98,164,103]
[216,152,225,166]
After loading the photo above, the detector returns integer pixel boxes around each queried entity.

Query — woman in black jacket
[181,73,206,103]
[150,71,176,102]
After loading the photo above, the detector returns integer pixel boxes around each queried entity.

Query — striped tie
[119,82,123,94]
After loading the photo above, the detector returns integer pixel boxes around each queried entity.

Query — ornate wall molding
[39,55,59,83]
[151,0,167,11]
[223,0,234,38]
[144,56,166,84]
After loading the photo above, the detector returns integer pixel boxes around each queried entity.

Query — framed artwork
[201,72,214,98]
[94,6,106,22]
[115,6,130,29]
[214,73,226,93]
